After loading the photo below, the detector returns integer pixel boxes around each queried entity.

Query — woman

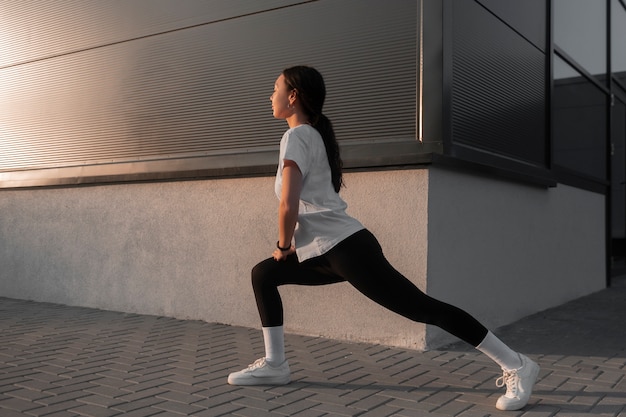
[227,66,539,411]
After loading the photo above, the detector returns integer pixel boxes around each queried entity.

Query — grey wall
[425,166,606,347]
[0,170,431,349]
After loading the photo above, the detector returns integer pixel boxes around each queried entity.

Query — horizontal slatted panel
[0,0,416,173]
[0,0,300,68]
[450,0,545,165]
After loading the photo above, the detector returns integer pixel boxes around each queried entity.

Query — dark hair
[282,66,343,192]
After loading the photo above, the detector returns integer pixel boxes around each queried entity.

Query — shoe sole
[228,375,291,386]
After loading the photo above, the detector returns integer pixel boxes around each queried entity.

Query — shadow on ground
[443,275,626,358]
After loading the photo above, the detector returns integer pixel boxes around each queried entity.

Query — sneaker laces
[496,369,519,397]
[244,358,268,371]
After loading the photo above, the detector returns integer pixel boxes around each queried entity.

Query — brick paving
[0,276,625,416]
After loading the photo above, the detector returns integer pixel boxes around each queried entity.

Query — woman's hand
[273,245,295,261]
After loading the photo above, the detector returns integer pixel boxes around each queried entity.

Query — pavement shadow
[443,276,626,358]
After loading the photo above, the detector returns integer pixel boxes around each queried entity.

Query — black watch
[276,241,291,251]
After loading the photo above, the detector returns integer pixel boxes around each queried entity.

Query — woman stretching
[227,66,539,411]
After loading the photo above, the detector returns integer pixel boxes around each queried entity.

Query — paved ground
[0,276,625,417]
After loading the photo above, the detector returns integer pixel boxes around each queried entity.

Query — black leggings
[251,229,489,347]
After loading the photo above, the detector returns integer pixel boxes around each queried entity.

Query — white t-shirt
[275,124,364,262]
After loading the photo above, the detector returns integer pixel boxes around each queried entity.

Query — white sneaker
[227,358,291,386]
[495,354,540,410]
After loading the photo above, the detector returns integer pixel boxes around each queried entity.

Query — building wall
[0,166,607,350]
[425,166,606,347]
[0,0,418,186]
[0,169,431,349]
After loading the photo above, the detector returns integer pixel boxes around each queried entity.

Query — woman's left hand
[273,246,295,261]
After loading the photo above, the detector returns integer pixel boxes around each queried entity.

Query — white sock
[262,326,285,365]
[476,331,522,370]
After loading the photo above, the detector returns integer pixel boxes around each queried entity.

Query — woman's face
[270,74,293,119]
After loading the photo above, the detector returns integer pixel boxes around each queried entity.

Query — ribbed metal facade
[0,0,417,177]
[448,0,546,167]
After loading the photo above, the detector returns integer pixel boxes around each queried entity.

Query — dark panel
[477,0,547,52]
[553,75,607,180]
[450,0,546,166]
[611,99,626,238]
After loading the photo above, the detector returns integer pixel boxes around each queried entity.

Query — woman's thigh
[324,230,433,315]
[252,254,345,288]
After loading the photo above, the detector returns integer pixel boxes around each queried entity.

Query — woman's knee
[251,258,274,289]
[252,257,295,292]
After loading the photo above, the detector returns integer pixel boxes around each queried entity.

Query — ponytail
[282,66,344,192]
[312,114,343,193]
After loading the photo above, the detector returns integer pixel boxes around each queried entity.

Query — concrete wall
[0,166,607,350]
[0,169,431,349]
[425,166,606,347]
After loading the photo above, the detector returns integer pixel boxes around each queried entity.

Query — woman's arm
[273,159,302,261]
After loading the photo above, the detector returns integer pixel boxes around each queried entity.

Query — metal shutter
[0,0,417,183]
